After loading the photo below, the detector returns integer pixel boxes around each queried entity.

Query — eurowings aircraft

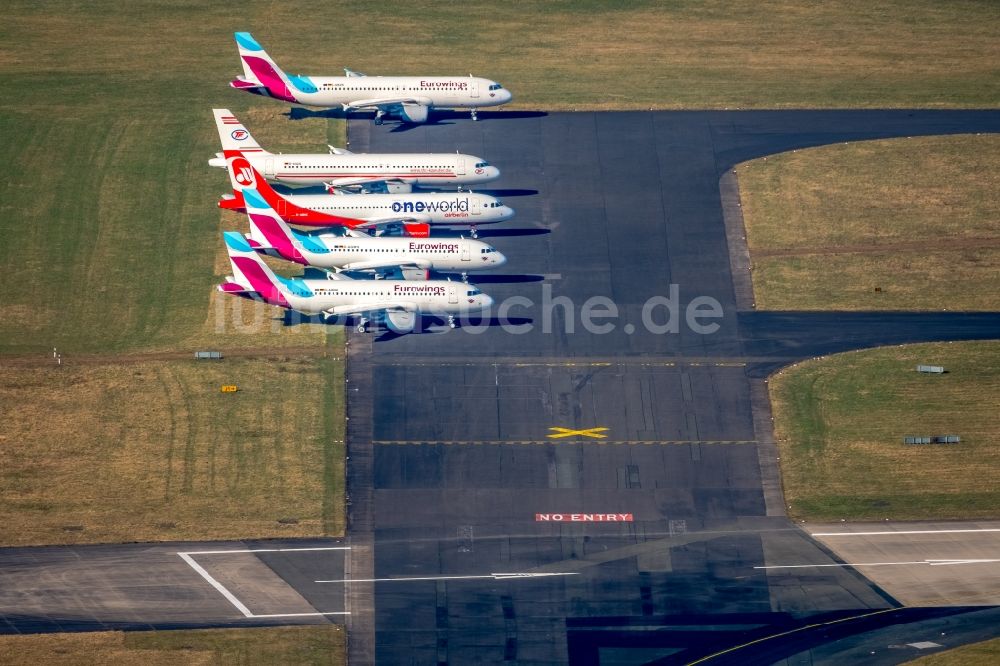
[210,109,499,191]
[229,32,512,123]
[219,232,493,333]
[219,154,513,238]
[239,184,506,277]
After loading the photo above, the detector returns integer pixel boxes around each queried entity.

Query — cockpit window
[474,161,490,168]
[488,83,503,91]
[467,288,482,296]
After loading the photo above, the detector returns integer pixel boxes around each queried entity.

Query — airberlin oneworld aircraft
[219,154,514,238]
[239,183,507,276]
[228,32,512,123]
[209,108,499,192]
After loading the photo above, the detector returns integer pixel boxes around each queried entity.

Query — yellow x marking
[547,427,609,440]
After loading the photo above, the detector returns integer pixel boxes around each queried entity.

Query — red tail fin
[224,154,365,228]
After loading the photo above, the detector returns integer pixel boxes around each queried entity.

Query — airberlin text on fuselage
[535,514,634,522]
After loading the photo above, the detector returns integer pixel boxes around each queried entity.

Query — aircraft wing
[327,300,418,317]
[342,96,431,110]
[339,258,432,272]
[325,176,403,190]
[353,214,432,228]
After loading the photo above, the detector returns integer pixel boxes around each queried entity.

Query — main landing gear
[374,109,385,126]
[356,317,370,333]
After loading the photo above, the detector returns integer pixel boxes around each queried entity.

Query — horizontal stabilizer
[218,281,257,295]
[230,78,268,93]
[218,192,245,211]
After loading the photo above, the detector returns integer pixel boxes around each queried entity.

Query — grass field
[0,346,345,545]
[0,626,344,666]
[0,0,996,600]
[909,637,1000,666]
[770,341,1000,521]
[0,1,998,351]
[739,135,1000,311]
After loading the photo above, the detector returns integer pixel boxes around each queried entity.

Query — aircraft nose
[480,294,494,309]
[485,166,501,181]
[494,252,507,267]
[500,205,515,220]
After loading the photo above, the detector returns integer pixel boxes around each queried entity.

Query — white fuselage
[240,151,500,187]
[283,76,512,110]
[284,279,493,317]
[288,234,506,272]
[284,191,514,227]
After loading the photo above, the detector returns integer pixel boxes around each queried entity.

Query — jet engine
[385,310,418,334]
[403,222,431,238]
[399,102,430,124]
[399,268,431,281]
[383,181,413,193]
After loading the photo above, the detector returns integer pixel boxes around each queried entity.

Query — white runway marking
[317,571,578,583]
[178,546,350,618]
[757,559,1000,570]
[246,612,351,618]
[183,546,351,555]
[178,553,254,617]
[812,528,1000,537]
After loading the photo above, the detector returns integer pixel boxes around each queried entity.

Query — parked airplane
[210,109,499,192]
[219,153,513,237]
[229,32,512,123]
[240,184,506,277]
[219,232,493,333]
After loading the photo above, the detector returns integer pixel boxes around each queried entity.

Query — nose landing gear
[471,108,478,121]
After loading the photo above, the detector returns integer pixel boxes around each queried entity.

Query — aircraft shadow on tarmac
[285,106,547,127]
[286,107,352,121]
[475,189,540,197]
[476,227,552,238]
[278,312,534,336]
[438,273,545,284]
[427,227,550,239]
[374,315,534,342]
